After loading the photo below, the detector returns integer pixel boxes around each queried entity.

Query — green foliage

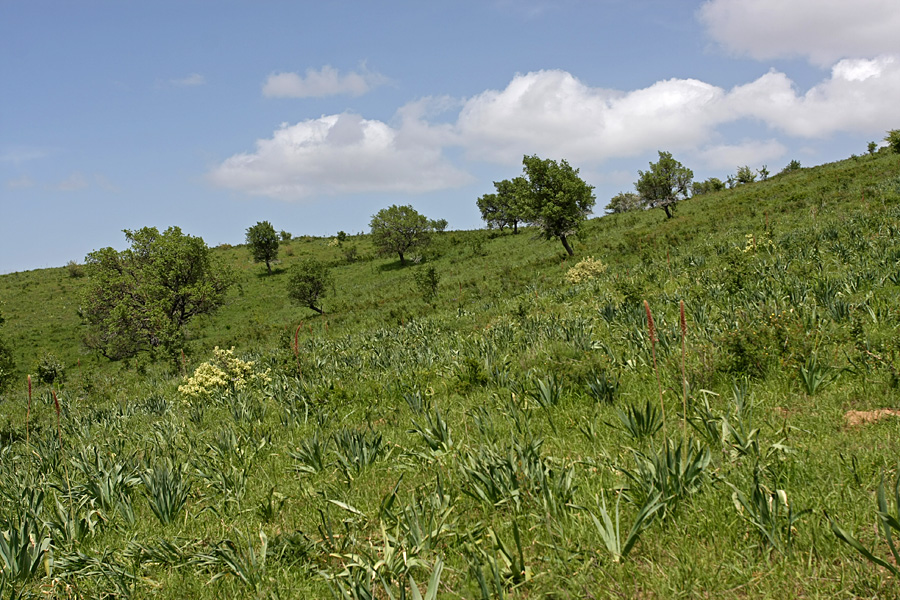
[635,150,693,219]
[66,260,85,278]
[477,176,528,232]
[35,352,65,385]
[778,159,802,175]
[413,265,440,303]
[245,221,279,274]
[868,141,878,155]
[369,204,434,265]
[0,312,13,394]
[520,155,596,255]
[606,191,642,214]
[691,177,725,196]
[885,129,900,153]
[279,230,292,242]
[286,257,333,314]
[81,226,234,362]
[735,165,757,185]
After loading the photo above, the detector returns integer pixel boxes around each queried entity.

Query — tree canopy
[246,221,280,274]
[635,151,693,219]
[477,176,527,233]
[606,191,643,214]
[287,257,332,315]
[81,226,234,362]
[520,155,595,256]
[369,205,434,265]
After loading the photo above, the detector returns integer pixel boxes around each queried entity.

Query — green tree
[691,177,726,196]
[868,141,878,155]
[246,221,279,274]
[287,257,333,315]
[81,227,234,363]
[736,165,756,185]
[885,129,900,153]
[477,177,528,233]
[635,151,693,219]
[778,159,802,175]
[369,205,434,265]
[430,218,449,233]
[606,191,643,214]
[0,310,15,394]
[520,155,595,255]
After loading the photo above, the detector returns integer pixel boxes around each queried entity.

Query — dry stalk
[644,300,667,436]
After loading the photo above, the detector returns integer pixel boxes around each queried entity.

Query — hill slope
[1,151,900,597]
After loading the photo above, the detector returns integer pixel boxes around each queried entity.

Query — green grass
[1,151,900,597]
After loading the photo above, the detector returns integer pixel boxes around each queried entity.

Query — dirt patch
[844,409,900,427]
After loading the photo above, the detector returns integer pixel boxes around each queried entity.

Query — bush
[66,260,84,278]
[178,346,270,400]
[413,266,439,302]
[566,257,608,284]
[287,258,333,315]
[35,353,65,385]
[885,129,900,154]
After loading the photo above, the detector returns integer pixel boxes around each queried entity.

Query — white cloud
[262,65,387,98]
[6,175,34,189]
[728,57,900,137]
[694,139,787,170]
[209,112,472,200]
[52,172,89,191]
[214,60,900,199]
[457,70,728,164]
[170,73,206,87]
[699,0,900,65]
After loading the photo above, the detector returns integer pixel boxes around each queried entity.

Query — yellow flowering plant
[178,346,271,400]
[566,256,608,284]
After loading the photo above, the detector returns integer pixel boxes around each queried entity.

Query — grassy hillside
[1,151,900,598]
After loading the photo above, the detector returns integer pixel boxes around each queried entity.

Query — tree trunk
[513,221,518,234]
[265,259,272,274]
[308,304,325,315]
[398,251,405,265]
[662,204,673,219]
[560,234,574,256]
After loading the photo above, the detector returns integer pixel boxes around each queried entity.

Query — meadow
[2,150,900,598]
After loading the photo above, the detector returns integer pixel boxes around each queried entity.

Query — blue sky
[2,0,899,274]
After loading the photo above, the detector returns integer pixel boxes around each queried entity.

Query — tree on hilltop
[519,155,595,255]
[369,205,434,265]
[477,176,528,233]
[246,221,280,274]
[635,151,693,219]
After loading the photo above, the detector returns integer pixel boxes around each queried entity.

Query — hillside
[1,151,900,598]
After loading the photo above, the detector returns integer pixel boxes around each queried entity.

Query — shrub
[66,260,84,278]
[178,347,270,400]
[36,353,65,385]
[885,129,900,154]
[413,265,440,303]
[566,256,608,284]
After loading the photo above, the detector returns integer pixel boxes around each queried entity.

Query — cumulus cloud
[208,112,471,200]
[457,70,727,164]
[213,61,900,199]
[694,139,787,170]
[729,57,900,137]
[262,65,387,98]
[170,73,206,87]
[699,0,900,65]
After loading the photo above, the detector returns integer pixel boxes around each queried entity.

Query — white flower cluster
[178,346,271,400]
[565,256,608,284]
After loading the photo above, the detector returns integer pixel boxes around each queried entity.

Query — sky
[2,0,900,274]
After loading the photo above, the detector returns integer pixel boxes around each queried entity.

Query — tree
[735,165,756,185]
[287,257,332,315]
[81,226,234,363]
[606,191,643,214]
[778,159,802,175]
[369,205,434,265]
[430,218,449,233]
[246,221,279,274]
[0,311,14,394]
[868,141,878,155]
[635,151,693,219]
[477,176,527,233]
[691,177,725,196]
[885,129,900,153]
[520,155,595,255]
